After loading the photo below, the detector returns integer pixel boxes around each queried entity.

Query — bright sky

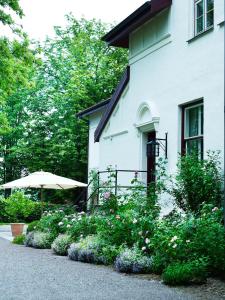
[8,0,145,41]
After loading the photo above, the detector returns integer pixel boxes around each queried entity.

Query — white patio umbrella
[1,171,87,207]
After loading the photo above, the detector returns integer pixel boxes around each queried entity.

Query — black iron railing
[77,169,153,210]
[91,169,151,206]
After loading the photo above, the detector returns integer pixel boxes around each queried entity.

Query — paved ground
[0,238,224,300]
[0,238,197,300]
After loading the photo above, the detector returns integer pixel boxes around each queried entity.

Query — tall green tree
[1,17,128,203]
[0,0,23,26]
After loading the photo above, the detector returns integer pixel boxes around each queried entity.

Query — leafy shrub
[25,231,35,247]
[51,234,72,256]
[114,246,152,274]
[4,192,42,223]
[162,258,208,285]
[170,152,223,213]
[36,210,67,237]
[12,234,25,245]
[0,197,9,223]
[29,231,53,249]
[68,235,111,264]
[150,204,225,275]
[67,213,99,241]
[68,241,96,264]
[27,220,39,233]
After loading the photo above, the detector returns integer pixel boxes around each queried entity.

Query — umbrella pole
[40,185,44,215]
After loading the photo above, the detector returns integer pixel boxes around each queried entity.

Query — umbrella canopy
[1,171,87,190]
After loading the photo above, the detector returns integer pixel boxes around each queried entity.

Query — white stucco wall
[88,0,224,214]
[88,112,102,172]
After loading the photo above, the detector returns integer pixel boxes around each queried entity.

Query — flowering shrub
[68,235,100,264]
[114,246,152,274]
[51,234,72,256]
[162,258,208,285]
[67,213,99,241]
[36,209,73,237]
[26,231,53,249]
[150,204,225,276]
[25,232,35,247]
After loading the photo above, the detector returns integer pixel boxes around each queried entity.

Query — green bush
[31,231,54,249]
[170,152,223,213]
[12,234,25,245]
[150,204,225,275]
[36,210,67,237]
[67,213,99,241]
[68,235,115,265]
[162,258,208,285]
[27,220,39,233]
[115,246,152,274]
[51,234,72,256]
[4,192,42,223]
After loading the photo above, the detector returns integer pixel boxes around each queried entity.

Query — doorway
[147,131,156,184]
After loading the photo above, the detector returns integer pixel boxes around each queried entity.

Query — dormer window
[195,0,214,35]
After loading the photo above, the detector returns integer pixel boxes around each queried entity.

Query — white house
[78,0,224,214]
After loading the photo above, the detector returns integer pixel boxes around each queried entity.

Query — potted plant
[4,192,33,237]
[10,223,25,237]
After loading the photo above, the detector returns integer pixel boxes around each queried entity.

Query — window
[182,102,204,159]
[195,0,214,35]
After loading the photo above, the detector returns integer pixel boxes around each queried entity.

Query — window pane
[186,107,199,137]
[200,106,204,135]
[196,17,204,33]
[196,1,204,17]
[207,10,214,27]
[207,0,214,12]
[186,139,203,159]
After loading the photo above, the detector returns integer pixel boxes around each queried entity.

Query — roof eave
[94,66,130,142]
[77,99,110,119]
[102,0,172,48]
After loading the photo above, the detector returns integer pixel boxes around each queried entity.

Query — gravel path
[0,238,224,300]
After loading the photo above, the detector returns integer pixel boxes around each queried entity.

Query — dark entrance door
[147,131,156,184]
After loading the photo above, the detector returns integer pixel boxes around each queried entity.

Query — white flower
[58,222,63,226]
[186,240,190,243]
[133,218,138,224]
[67,224,71,228]
[212,207,219,212]
[170,236,178,242]
[172,244,177,248]
[142,246,146,251]
[138,231,142,236]
[145,238,150,244]
[72,218,76,222]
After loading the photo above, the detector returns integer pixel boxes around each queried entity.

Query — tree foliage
[0,16,128,203]
[0,0,23,26]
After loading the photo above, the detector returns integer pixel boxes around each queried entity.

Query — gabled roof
[102,0,172,48]
[94,66,130,142]
[77,99,110,119]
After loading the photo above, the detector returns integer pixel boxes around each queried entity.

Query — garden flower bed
[20,154,225,285]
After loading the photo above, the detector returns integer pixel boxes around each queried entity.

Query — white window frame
[194,0,214,36]
[183,103,204,158]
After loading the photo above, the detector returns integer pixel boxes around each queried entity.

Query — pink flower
[212,207,219,212]
[104,192,111,200]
